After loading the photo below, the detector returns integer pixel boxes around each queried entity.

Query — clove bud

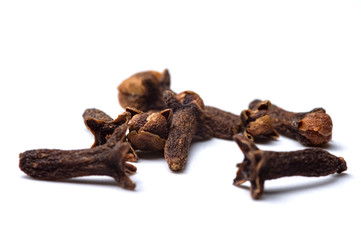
[117,69,171,112]
[233,135,346,199]
[126,107,173,152]
[117,69,242,140]
[163,90,211,171]
[241,100,333,146]
[19,124,137,189]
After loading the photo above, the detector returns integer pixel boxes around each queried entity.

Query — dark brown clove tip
[337,157,347,174]
[233,134,259,157]
[233,162,248,186]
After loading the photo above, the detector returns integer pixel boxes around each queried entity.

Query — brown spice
[233,135,347,199]
[19,124,137,190]
[126,107,173,151]
[163,90,211,172]
[241,100,333,146]
[117,69,242,140]
[83,108,138,162]
[117,69,171,111]
[83,108,130,147]
[204,106,242,140]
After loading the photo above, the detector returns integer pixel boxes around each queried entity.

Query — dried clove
[163,90,212,172]
[19,66,348,200]
[117,69,171,112]
[233,135,347,199]
[117,69,242,140]
[83,108,138,162]
[203,106,242,140]
[19,125,137,190]
[126,107,173,151]
[83,108,130,147]
[241,100,333,146]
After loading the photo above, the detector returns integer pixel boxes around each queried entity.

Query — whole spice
[117,69,171,111]
[83,108,130,147]
[163,90,211,172]
[19,124,137,190]
[117,69,242,140]
[83,108,138,162]
[126,107,173,151]
[233,135,347,199]
[241,99,333,146]
[203,106,243,140]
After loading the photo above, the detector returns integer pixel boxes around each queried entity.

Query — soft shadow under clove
[22,175,131,189]
[253,137,279,145]
[136,151,164,160]
[320,141,346,151]
[235,173,350,200]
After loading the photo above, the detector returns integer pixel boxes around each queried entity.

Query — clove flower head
[241,99,333,146]
[126,107,173,151]
[233,134,347,199]
[117,69,171,111]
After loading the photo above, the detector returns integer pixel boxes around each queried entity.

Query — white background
[1,0,361,239]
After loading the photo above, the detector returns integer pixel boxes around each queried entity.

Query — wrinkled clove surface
[241,100,333,146]
[126,107,173,151]
[19,125,136,190]
[163,90,210,172]
[117,69,241,140]
[83,108,138,162]
[117,69,171,111]
[83,108,130,147]
[233,135,347,199]
[204,106,242,140]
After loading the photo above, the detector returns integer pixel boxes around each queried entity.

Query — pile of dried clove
[19,69,347,199]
